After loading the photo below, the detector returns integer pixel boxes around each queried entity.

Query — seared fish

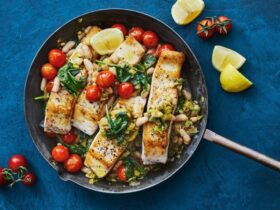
[44,89,75,134]
[84,96,146,178]
[142,50,185,164]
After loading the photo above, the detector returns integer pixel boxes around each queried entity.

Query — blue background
[0,0,279,209]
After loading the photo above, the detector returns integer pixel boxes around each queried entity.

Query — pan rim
[24,8,208,194]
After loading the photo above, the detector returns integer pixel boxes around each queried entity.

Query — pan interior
[24,9,208,193]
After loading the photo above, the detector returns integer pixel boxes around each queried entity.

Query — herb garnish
[142,54,157,69]
[104,106,129,145]
[58,62,86,94]
[122,157,146,181]
[57,135,88,157]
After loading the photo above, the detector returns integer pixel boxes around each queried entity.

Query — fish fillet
[44,89,75,134]
[142,50,185,165]
[84,96,146,178]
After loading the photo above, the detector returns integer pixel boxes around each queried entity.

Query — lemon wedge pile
[171,0,205,25]
[90,28,124,55]
[212,45,253,92]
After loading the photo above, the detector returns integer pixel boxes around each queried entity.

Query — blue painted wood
[0,0,279,209]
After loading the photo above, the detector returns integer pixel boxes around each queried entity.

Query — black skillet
[24,9,280,194]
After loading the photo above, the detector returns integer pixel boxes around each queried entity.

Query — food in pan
[35,23,202,185]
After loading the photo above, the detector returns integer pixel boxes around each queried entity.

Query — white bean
[51,77,60,92]
[62,41,75,53]
[66,49,75,57]
[78,32,85,40]
[84,26,92,34]
[83,59,94,72]
[111,54,119,64]
[147,48,156,55]
[81,45,92,58]
[190,117,199,122]
[175,114,188,122]
[179,129,191,144]
[81,167,91,174]
[183,89,192,100]
[146,67,155,75]
[40,78,47,91]
[134,151,141,159]
[136,116,148,126]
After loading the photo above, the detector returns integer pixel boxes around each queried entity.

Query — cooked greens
[142,54,157,69]
[58,62,86,94]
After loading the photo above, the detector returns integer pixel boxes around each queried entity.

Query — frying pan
[24,9,280,194]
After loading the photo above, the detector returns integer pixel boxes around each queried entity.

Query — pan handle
[203,129,280,172]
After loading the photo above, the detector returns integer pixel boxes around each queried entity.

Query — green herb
[115,64,133,82]
[122,157,146,181]
[57,136,88,157]
[58,62,86,94]
[105,107,129,145]
[142,54,157,69]
[175,95,185,114]
[131,72,150,94]
[34,95,49,101]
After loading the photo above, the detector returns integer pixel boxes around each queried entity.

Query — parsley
[142,54,157,69]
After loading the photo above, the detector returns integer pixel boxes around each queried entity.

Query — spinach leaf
[105,107,129,145]
[142,54,157,69]
[58,62,86,94]
[131,72,149,94]
[122,157,146,180]
[175,95,185,114]
[115,64,132,82]
[57,136,87,157]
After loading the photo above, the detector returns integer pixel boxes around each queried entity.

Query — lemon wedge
[212,45,246,72]
[171,0,205,25]
[220,63,253,92]
[90,28,124,55]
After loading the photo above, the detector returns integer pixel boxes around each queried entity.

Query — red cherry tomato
[46,81,54,92]
[46,131,56,138]
[156,44,175,56]
[142,31,159,48]
[51,145,69,162]
[48,49,66,68]
[215,16,232,35]
[117,164,127,182]
[61,130,77,145]
[8,155,28,172]
[96,70,116,88]
[85,85,101,102]
[118,82,134,99]
[128,27,145,42]
[196,18,215,40]
[41,64,57,80]
[22,172,36,187]
[112,23,127,36]
[64,154,82,173]
[0,168,6,186]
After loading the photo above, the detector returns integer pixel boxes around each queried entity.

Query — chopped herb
[58,62,86,94]
[115,64,133,82]
[104,107,129,145]
[34,95,49,101]
[122,157,146,181]
[175,95,185,114]
[142,54,157,69]
[57,136,88,157]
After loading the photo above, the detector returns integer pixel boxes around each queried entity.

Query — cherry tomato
[112,23,127,36]
[156,44,175,56]
[22,172,36,187]
[51,145,69,162]
[64,154,82,173]
[8,155,28,172]
[46,131,56,138]
[96,70,115,88]
[117,164,127,182]
[0,168,6,186]
[196,18,215,40]
[41,63,57,80]
[48,49,66,68]
[142,31,159,48]
[215,16,232,35]
[46,81,54,92]
[85,84,101,102]
[118,82,134,99]
[128,27,145,42]
[61,130,77,145]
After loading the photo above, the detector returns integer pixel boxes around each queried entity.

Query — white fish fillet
[44,89,75,134]
[110,35,145,65]
[142,50,185,165]
[84,96,146,178]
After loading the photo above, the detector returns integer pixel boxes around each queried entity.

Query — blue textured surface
[0,0,279,209]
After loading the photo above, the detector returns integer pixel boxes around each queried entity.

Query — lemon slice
[212,45,246,72]
[220,63,253,92]
[90,28,124,55]
[171,0,205,25]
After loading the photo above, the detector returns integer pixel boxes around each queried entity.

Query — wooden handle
[203,129,280,172]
